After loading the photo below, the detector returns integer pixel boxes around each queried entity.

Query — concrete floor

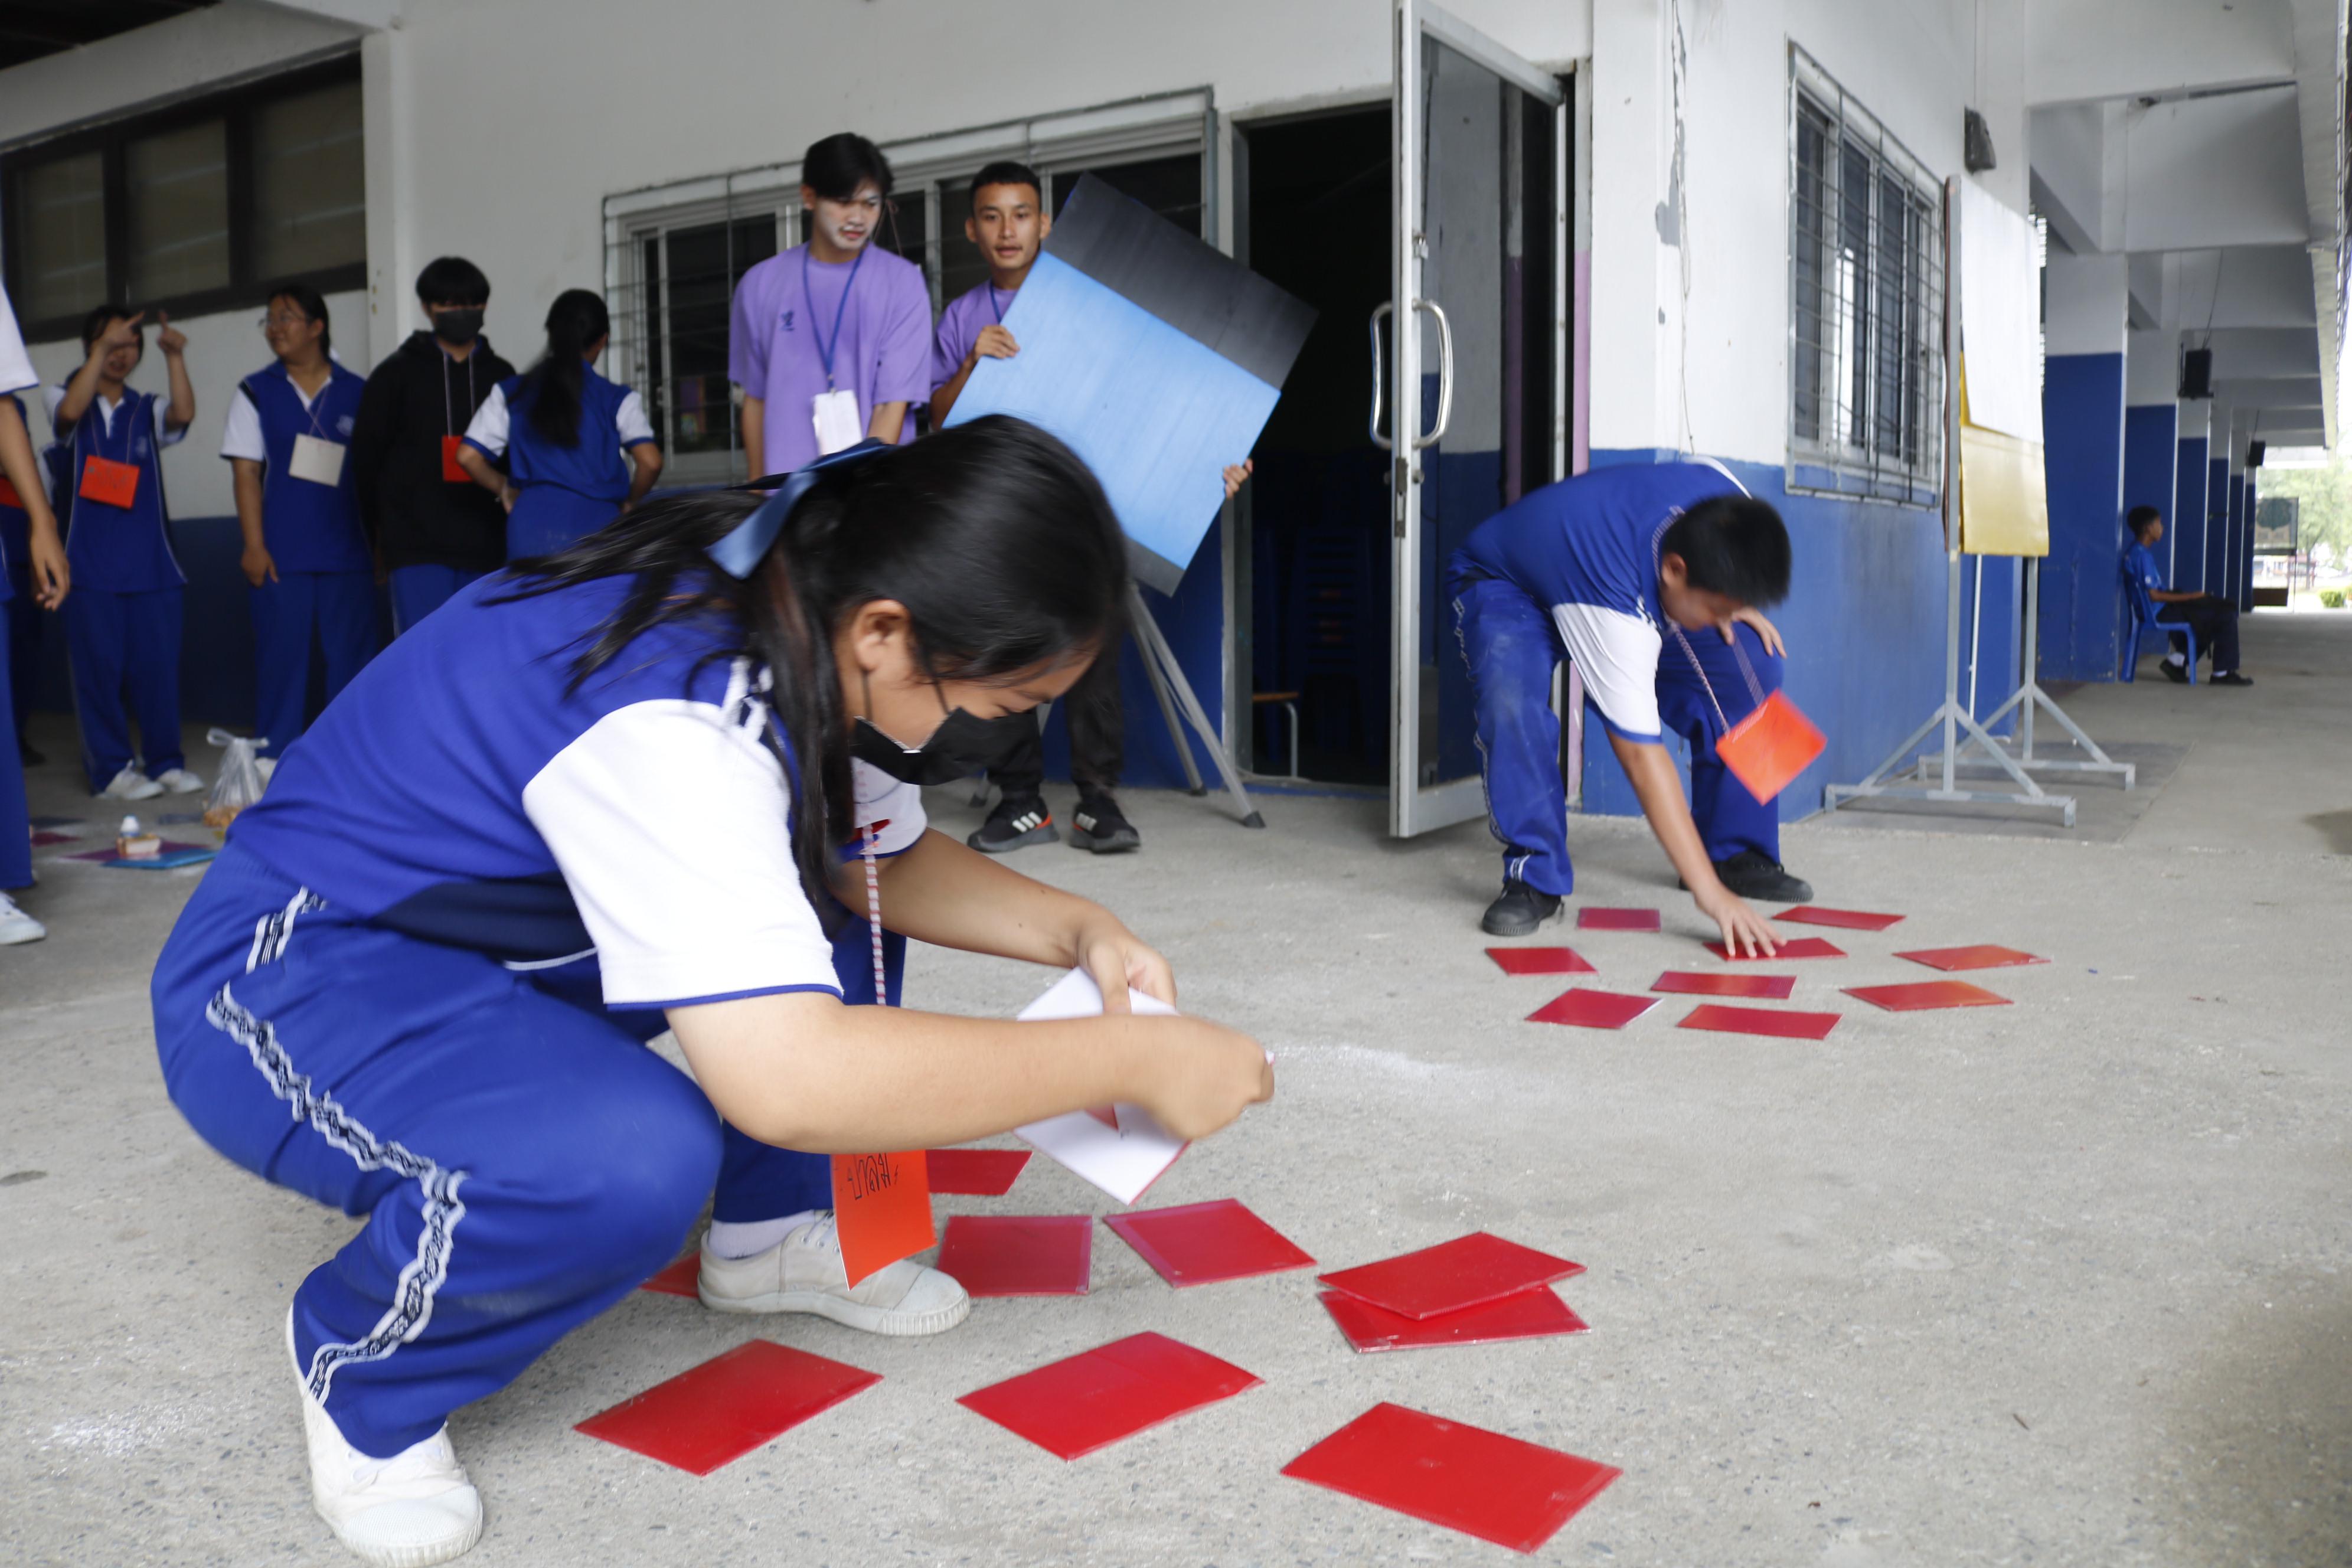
[4,612,2348,1567]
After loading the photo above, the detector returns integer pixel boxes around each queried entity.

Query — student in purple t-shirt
[930,162,1252,858]
[729,134,932,478]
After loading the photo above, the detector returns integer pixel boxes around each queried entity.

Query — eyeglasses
[257,313,313,330]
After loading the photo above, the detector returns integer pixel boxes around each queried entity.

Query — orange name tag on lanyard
[79,454,141,508]
[441,435,472,482]
[829,1151,935,1287]
[1715,690,1827,805]
[0,475,21,509]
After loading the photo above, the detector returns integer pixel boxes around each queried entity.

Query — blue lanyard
[802,244,868,390]
[988,284,1008,324]
[90,391,143,463]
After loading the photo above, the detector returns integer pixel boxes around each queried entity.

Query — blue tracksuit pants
[251,571,379,759]
[153,842,904,1459]
[0,612,28,889]
[1451,572,1782,897]
[6,561,38,744]
[66,585,184,790]
[388,565,492,637]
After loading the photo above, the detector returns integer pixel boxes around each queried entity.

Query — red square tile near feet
[1650,970,1796,999]
[925,1148,1031,1195]
[1894,944,2049,972]
[1102,1198,1314,1286]
[1282,1402,1621,1552]
[956,1331,1261,1459]
[1486,946,1595,976]
[1703,936,1845,961]
[1576,907,1661,931]
[932,1214,1092,1296]
[638,1253,701,1298]
[575,1340,880,1475]
[1318,1232,1584,1321]
[1319,1286,1589,1353]
[1844,979,2010,1011]
[1525,989,1661,1030]
[1677,1002,1840,1040]
[1776,904,1906,931]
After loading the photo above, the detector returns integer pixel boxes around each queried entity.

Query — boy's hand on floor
[1696,884,1779,957]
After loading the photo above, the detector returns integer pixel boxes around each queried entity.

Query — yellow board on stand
[1955,359,2048,557]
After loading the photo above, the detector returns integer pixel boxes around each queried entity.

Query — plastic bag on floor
[204,728,269,831]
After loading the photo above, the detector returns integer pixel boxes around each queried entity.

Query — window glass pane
[251,81,366,278]
[14,152,107,324]
[126,119,230,299]
[662,215,776,456]
[1791,102,1831,444]
[937,180,989,306]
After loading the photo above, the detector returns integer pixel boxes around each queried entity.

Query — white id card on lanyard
[811,389,862,456]
[289,433,347,486]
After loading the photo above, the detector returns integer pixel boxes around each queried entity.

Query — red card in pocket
[1716,690,1825,803]
[0,475,21,509]
[79,454,140,508]
[830,1151,933,1287]
[440,434,471,482]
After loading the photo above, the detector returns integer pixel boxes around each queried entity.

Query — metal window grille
[1787,48,1944,507]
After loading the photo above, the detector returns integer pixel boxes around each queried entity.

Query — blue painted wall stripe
[2039,353,2126,681]
[2173,436,2209,590]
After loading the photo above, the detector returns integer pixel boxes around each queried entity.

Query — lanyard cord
[803,244,868,391]
[861,822,888,1005]
[988,283,1007,324]
[1649,514,1766,733]
[441,349,476,437]
[90,390,141,463]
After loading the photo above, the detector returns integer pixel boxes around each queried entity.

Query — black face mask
[850,707,1006,788]
[432,308,484,347]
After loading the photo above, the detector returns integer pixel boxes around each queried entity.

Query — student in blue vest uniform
[221,285,380,761]
[1450,459,1812,949]
[456,290,661,559]
[2,389,60,769]
[1,280,70,946]
[47,305,201,801]
[151,419,1272,1566]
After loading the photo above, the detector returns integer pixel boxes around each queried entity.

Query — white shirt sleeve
[220,384,266,463]
[1551,602,1665,743]
[462,383,510,457]
[41,384,66,437]
[848,758,927,857]
[522,698,844,1008]
[0,283,33,397]
[615,388,655,446]
[151,397,185,448]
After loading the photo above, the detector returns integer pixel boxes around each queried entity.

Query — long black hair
[502,415,1127,916]
[520,289,610,447]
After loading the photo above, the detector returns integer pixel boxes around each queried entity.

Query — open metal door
[1385,0,1566,837]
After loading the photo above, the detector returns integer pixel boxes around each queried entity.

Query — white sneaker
[98,765,164,801]
[288,1312,484,1567]
[154,767,205,794]
[0,892,44,946]
[697,1213,971,1336]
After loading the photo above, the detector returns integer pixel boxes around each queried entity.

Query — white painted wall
[2122,88,2311,251]
[2045,251,2126,357]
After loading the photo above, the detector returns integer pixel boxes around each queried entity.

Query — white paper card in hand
[811,388,863,455]
[289,434,347,487]
[1014,969,1187,1205]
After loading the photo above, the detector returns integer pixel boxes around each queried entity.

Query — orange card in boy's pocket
[78,455,141,509]
[1716,691,1825,803]
[0,475,21,509]
[830,1150,933,1287]
[440,435,471,482]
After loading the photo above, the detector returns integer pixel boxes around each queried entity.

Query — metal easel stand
[1126,583,1266,829]
[1957,557,2135,789]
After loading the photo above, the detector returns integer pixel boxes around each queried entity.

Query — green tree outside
[2256,455,2352,567]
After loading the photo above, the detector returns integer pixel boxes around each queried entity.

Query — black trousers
[982,634,1125,799]
[2157,597,2242,672]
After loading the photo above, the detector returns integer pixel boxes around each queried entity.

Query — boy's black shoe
[2209,670,2254,687]
[1070,793,1141,853]
[2159,658,2190,684]
[1481,880,1563,937]
[968,795,1058,854]
[1700,851,1814,904]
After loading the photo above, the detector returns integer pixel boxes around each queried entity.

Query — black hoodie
[348,331,517,571]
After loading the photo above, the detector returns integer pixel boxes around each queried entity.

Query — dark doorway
[1239,106,1391,784]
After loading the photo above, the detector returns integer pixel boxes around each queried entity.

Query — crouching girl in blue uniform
[456,289,661,560]
[151,417,1273,1567]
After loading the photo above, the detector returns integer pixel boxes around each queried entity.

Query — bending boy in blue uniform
[222,285,379,759]
[1451,460,1810,949]
[2123,504,2250,686]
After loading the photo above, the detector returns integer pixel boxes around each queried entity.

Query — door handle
[1413,297,1454,450]
[1368,301,1393,452]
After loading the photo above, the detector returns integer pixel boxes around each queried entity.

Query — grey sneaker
[697,1214,970,1337]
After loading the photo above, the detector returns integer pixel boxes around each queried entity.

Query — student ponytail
[522,289,610,448]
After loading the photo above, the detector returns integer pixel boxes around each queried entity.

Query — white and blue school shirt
[228,571,924,1010]
[219,360,372,575]
[44,380,187,594]
[1452,460,1750,744]
[460,367,653,504]
[2122,541,2168,599]
[0,286,33,603]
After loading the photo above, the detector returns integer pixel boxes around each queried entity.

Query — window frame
[1,54,364,342]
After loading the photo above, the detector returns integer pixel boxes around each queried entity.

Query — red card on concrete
[933,1214,1092,1296]
[575,1340,880,1475]
[1319,1287,1589,1354]
[830,1152,933,1288]
[1525,989,1661,1030]
[30,831,77,847]
[1318,1233,1584,1321]
[1716,690,1825,804]
[1678,1002,1840,1040]
[1778,904,1905,931]
[1103,1198,1314,1287]
[1282,1402,1621,1553]
[925,1148,1031,1195]
[1895,944,2049,972]
[638,1254,700,1298]
[956,1331,1260,1459]
[1844,980,2010,1012]
[1576,907,1660,931]
[1704,935,1845,962]
[1486,946,1595,976]
[67,839,211,863]
[1651,970,1796,999]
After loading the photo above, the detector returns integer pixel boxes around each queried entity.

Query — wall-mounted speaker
[1964,109,1998,172]
[2178,348,2213,400]
[2247,440,2266,468]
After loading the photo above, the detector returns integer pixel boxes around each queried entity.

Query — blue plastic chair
[2119,566,2198,684]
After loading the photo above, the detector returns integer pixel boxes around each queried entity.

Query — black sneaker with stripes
[968,795,1058,854]
[1070,793,1141,853]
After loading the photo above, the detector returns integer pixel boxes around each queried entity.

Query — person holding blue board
[221,285,378,760]
[457,290,662,559]
[1451,460,1813,949]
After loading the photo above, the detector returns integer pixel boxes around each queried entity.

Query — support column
[2122,329,2178,542]
[2039,253,2128,680]
[2203,396,2233,596]
[2174,400,2210,589]
[2240,468,2259,613]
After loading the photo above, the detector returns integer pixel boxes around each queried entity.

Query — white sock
[2165,652,2186,667]
[706,1210,824,1259]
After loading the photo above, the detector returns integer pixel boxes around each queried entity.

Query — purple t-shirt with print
[728,243,932,475]
[930,279,1018,396]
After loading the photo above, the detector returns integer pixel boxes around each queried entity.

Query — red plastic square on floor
[1525,989,1661,1030]
[1282,1402,1621,1553]
[925,1148,1031,1195]
[1576,907,1660,931]
[1677,1002,1840,1040]
[1103,1198,1315,1287]
[933,1214,1092,1296]
[1486,946,1596,976]
[1776,904,1906,931]
[1844,979,2010,1011]
[1650,970,1796,999]
[575,1340,880,1475]
[956,1331,1261,1459]
[30,831,77,847]
[1318,1232,1584,1321]
[1894,943,2049,972]
[1703,935,1845,962]
[638,1254,700,1298]
[1319,1286,1589,1354]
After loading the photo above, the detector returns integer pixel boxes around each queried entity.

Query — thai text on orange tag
[1716,690,1825,803]
[829,1150,933,1287]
